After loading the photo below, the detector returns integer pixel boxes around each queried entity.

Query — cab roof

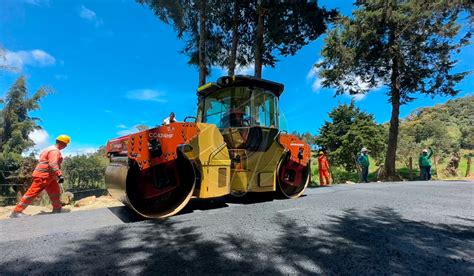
[197,75,284,97]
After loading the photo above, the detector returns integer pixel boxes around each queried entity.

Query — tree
[62,147,108,190]
[213,0,253,76]
[316,0,471,179]
[0,76,50,198]
[316,102,386,171]
[251,1,336,78]
[138,0,221,86]
[138,1,335,82]
[0,76,50,153]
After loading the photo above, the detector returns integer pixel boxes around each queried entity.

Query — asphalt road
[1,181,473,275]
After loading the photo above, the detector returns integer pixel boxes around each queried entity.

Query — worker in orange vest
[318,151,332,186]
[10,135,71,218]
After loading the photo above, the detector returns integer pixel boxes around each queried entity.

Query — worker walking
[10,135,71,218]
[318,151,332,186]
[419,147,434,180]
[162,112,176,125]
[357,147,370,183]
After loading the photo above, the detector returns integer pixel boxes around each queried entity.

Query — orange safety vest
[32,145,63,178]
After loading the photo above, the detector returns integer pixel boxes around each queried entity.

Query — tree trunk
[384,59,401,180]
[254,7,264,79]
[228,0,239,76]
[198,2,207,86]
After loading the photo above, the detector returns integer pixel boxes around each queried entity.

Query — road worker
[419,147,434,180]
[357,147,370,183]
[162,112,176,125]
[10,135,71,218]
[317,151,332,186]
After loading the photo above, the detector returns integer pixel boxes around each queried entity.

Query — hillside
[402,95,473,151]
[397,95,473,178]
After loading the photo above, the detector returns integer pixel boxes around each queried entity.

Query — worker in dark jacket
[419,147,433,180]
[357,147,370,183]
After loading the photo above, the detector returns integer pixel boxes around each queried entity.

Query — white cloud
[1,49,56,71]
[117,126,140,136]
[235,64,255,75]
[218,64,259,76]
[79,5,103,27]
[23,0,50,6]
[79,5,96,20]
[29,129,50,150]
[126,89,167,103]
[62,147,98,157]
[116,124,127,129]
[306,59,382,101]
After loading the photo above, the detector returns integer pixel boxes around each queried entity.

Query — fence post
[466,156,472,178]
[409,157,413,180]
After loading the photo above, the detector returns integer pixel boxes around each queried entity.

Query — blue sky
[1,0,473,155]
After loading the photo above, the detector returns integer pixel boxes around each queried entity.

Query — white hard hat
[361,147,368,152]
[422,149,428,153]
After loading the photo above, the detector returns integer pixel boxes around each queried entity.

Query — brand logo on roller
[149,133,174,139]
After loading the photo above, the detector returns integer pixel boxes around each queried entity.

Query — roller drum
[105,154,196,218]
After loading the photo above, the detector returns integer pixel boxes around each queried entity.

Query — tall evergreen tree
[316,0,471,179]
[316,102,386,171]
[0,76,50,154]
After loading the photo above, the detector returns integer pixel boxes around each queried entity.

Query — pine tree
[316,0,471,179]
[0,76,50,187]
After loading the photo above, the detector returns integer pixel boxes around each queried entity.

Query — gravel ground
[0,181,473,275]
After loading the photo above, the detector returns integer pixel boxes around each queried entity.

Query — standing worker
[419,147,434,180]
[9,135,71,218]
[357,147,370,183]
[318,151,332,186]
[162,112,176,125]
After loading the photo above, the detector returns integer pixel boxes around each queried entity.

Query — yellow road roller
[105,76,311,218]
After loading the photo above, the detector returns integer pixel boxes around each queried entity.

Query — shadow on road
[3,207,473,274]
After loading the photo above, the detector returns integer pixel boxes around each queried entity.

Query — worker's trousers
[421,166,431,181]
[361,167,369,183]
[14,176,61,213]
[319,170,331,186]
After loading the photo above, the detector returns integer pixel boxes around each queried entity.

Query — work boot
[9,211,29,219]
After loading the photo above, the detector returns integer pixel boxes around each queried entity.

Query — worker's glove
[58,176,65,184]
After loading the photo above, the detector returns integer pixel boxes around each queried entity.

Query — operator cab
[197,76,283,151]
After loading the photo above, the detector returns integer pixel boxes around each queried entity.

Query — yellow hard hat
[318,151,324,155]
[56,135,71,145]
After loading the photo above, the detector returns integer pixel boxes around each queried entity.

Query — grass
[309,154,472,187]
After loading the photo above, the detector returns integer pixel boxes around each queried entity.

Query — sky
[0,0,473,156]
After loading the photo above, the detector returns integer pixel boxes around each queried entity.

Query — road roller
[105,76,311,218]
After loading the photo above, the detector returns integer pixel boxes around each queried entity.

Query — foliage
[62,147,108,190]
[291,131,317,149]
[316,0,471,178]
[397,95,474,170]
[0,76,50,187]
[138,0,336,80]
[316,101,386,171]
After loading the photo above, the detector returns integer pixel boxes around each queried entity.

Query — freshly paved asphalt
[1,181,473,275]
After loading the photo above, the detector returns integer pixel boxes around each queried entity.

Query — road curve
[1,181,473,275]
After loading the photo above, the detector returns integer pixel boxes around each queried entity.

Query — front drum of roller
[123,154,196,219]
